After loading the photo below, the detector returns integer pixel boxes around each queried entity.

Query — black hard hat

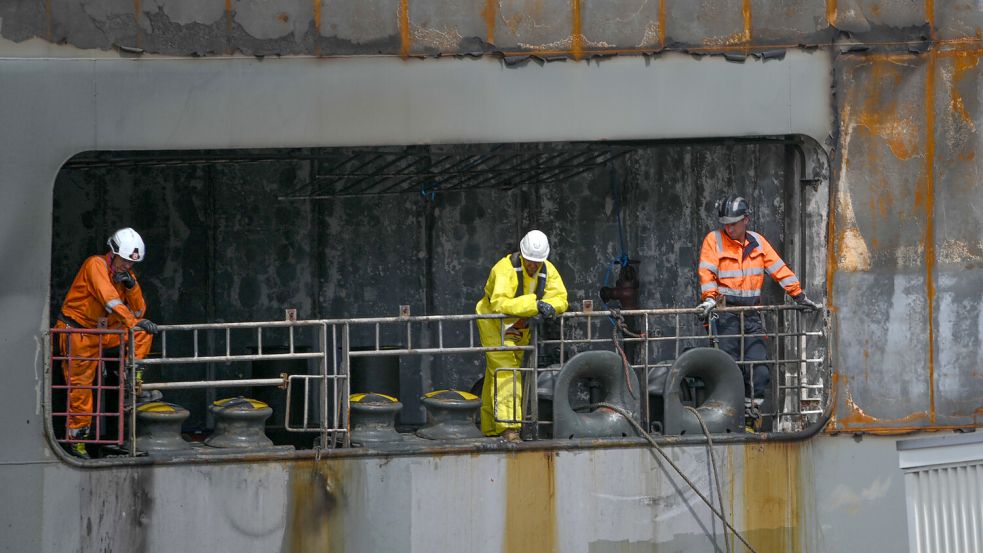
[716,195,750,224]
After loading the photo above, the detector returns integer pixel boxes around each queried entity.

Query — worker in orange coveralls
[54,228,158,458]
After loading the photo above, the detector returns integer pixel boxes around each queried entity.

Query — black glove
[113,271,136,289]
[537,300,557,320]
[135,319,159,334]
[793,293,821,312]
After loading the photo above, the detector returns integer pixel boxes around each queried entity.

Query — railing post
[340,323,351,448]
[530,324,539,440]
[341,322,351,448]
[320,322,330,449]
[128,328,137,456]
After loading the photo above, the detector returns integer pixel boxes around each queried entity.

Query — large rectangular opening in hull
[48,138,829,460]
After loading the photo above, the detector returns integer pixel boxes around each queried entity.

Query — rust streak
[398,0,410,59]
[827,424,973,434]
[926,0,935,41]
[313,0,321,56]
[504,451,557,553]
[482,0,496,45]
[658,0,666,50]
[924,52,937,425]
[826,0,837,27]
[283,461,348,553]
[225,0,232,53]
[743,443,800,551]
[947,49,982,126]
[828,373,960,433]
[44,0,52,42]
[133,0,141,50]
[571,0,583,60]
[742,0,752,49]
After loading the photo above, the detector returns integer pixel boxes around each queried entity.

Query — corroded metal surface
[1,2,983,552]
[828,13,983,432]
[0,0,966,59]
[24,437,907,552]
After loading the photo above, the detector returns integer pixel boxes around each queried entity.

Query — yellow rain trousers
[476,255,568,436]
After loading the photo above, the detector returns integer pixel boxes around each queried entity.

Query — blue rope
[601,158,631,327]
[420,180,438,201]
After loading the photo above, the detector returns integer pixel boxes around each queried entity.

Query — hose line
[684,405,732,553]
[593,402,759,553]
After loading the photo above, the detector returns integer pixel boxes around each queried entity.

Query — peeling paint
[411,24,462,51]
[827,476,891,514]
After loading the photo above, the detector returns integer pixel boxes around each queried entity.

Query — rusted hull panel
[0,0,967,58]
[24,437,906,553]
[831,43,983,432]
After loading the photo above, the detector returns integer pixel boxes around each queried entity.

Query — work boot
[743,397,765,433]
[501,429,522,443]
[66,427,91,459]
[69,442,91,459]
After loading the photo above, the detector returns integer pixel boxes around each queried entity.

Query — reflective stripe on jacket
[475,255,568,319]
[698,230,802,303]
[60,254,147,329]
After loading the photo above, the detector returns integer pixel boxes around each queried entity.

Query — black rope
[594,402,760,553]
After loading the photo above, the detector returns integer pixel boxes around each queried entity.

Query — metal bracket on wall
[399,305,411,320]
[284,308,297,322]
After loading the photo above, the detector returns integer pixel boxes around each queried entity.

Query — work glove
[113,271,136,289]
[135,319,159,335]
[792,293,821,312]
[537,300,557,320]
[696,298,717,320]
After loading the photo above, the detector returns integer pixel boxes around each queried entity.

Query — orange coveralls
[56,254,153,431]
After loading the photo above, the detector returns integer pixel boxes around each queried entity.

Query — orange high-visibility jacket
[698,230,802,304]
[60,254,147,329]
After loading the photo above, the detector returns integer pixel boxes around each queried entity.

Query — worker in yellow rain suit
[476,230,568,441]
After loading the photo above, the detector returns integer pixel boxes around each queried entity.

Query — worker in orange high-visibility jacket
[54,228,159,458]
[697,195,820,409]
[476,230,568,441]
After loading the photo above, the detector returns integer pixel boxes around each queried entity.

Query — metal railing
[129,310,532,452]
[538,304,829,433]
[49,327,127,446]
[45,303,829,455]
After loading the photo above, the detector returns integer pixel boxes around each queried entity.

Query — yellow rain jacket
[475,253,568,436]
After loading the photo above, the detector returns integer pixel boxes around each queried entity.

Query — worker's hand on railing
[537,300,557,320]
[135,319,159,334]
[696,298,717,321]
[792,293,822,312]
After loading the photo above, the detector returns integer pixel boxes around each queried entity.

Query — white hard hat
[519,230,550,262]
[107,228,145,262]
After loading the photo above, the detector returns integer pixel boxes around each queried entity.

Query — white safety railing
[52,303,828,454]
[132,311,531,451]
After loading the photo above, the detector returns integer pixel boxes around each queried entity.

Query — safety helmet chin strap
[509,252,547,299]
